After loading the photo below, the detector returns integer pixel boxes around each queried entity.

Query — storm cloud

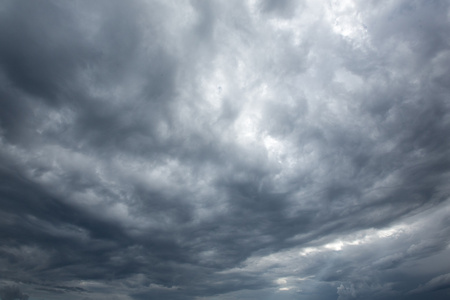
[0,0,449,299]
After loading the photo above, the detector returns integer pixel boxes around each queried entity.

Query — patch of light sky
[218,207,448,277]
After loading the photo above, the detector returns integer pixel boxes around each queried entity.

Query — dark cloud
[409,272,450,294]
[0,0,449,299]
[0,286,28,300]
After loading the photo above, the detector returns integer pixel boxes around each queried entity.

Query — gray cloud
[410,272,450,294]
[0,0,449,299]
[0,286,28,300]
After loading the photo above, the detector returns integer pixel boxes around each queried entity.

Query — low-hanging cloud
[0,0,449,299]
[0,286,28,300]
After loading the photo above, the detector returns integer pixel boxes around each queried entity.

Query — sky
[0,0,450,299]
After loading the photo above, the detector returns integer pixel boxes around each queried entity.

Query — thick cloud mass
[1,0,450,299]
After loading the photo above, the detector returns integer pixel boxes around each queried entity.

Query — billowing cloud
[0,0,449,299]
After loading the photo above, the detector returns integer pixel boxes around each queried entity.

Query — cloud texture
[0,0,450,299]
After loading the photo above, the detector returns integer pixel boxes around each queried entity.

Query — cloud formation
[0,286,28,300]
[0,0,449,299]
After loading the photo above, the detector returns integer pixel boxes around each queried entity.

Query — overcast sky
[1,0,450,299]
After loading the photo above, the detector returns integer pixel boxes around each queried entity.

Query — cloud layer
[0,0,449,299]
